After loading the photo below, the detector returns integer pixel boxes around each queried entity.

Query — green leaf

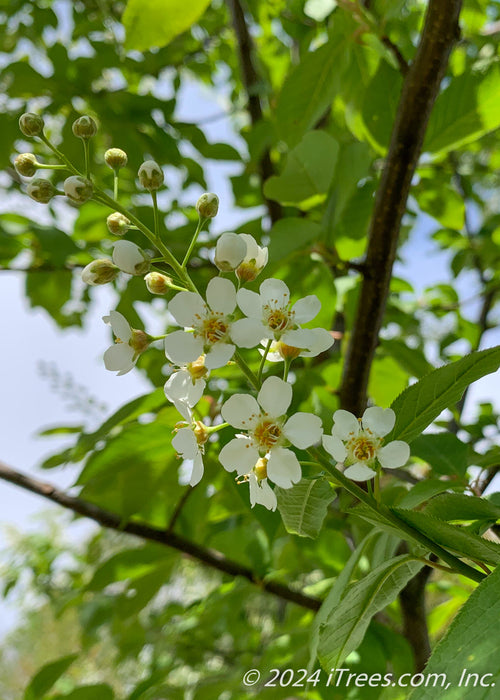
[392,507,500,566]
[276,477,335,539]
[409,563,500,699]
[86,545,172,591]
[381,339,432,379]
[123,0,211,51]
[24,654,78,700]
[424,493,500,523]
[264,131,339,208]
[399,479,462,510]
[54,685,114,700]
[411,432,469,477]
[318,555,423,668]
[268,218,322,263]
[275,38,347,146]
[424,66,500,155]
[388,346,500,444]
[368,355,409,407]
[417,183,465,230]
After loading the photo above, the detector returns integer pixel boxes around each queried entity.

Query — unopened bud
[144,271,172,295]
[254,457,268,482]
[19,113,44,137]
[105,148,128,170]
[72,115,98,140]
[196,192,219,219]
[214,232,246,271]
[187,356,208,381]
[194,421,209,446]
[81,259,119,286]
[106,212,130,236]
[64,176,93,204]
[26,178,56,203]
[14,153,38,177]
[130,329,150,354]
[112,240,151,275]
[138,160,164,190]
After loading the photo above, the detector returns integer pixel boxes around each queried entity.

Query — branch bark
[0,460,320,612]
[226,0,282,224]
[339,0,462,416]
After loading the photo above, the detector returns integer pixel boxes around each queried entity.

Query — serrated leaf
[409,563,500,699]
[318,555,423,668]
[24,654,78,700]
[388,346,500,444]
[123,0,211,51]
[411,432,469,476]
[392,507,500,566]
[399,479,462,510]
[276,477,335,539]
[424,493,500,523]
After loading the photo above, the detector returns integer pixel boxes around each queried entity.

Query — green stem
[374,470,381,504]
[36,162,68,171]
[39,135,80,176]
[113,170,119,200]
[233,350,259,391]
[151,190,159,239]
[182,217,206,269]
[283,358,291,382]
[83,140,90,179]
[310,448,486,584]
[258,339,272,385]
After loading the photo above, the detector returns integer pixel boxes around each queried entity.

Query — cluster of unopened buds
[14,112,411,510]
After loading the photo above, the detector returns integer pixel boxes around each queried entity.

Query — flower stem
[283,358,291,381]
[113,170,119,200]
[233,350,259,391]
[37,162,68,171]
[258,339,272,385]
[39,135,80,176]
[182,217,206,269]
[151,190,159,239]
[83,140,90,179]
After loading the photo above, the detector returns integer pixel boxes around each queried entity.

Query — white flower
[172,418,208,487]
[322,407,410,481]
[219,376,323,489]
[247,459,278,511]
[164,356,209,421]
[235,234,268,282]
[262,328,334,362]
[102,311,149,375]
[214,232,247,271]
[164,277,238,370]
[231,278,323,350]
[112,240,151,275]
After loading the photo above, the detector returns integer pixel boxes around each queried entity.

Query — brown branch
[381,36,410,75]
[226,0,282,224]
[0,460,320,612]
[339,0,462,416]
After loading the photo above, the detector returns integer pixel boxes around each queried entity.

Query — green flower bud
[144,271,173,295]
[72,115,98,140]
[26,178,56,203]
[14,153,38,177]
[106,212,130,236]
[138,160,164,191]
[104,148,128,170]
[64,176,93,204]
[81,259,119,286]
[196,192,219,219]
[19,113,44,137]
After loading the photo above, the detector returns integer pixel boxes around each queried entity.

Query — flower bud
[196,192,219,219]
[14,153,38,177]
[214,232,247,271]
[138,160,164,190]
[64,176,93,204]
[106,212,130,236]
[236,234,268,283]
[112,240,151,275]
[144,271,173,295]
[19,113,44,137]
[26,178,56,203]
[81,259,119,286]
[104,148,128,170]
[72,115,97,140]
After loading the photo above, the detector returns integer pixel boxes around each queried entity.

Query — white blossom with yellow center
[102,310,149,375]
[164,356,209,421]
[322,407,410,481]
[219,376,323,489]
[172,413,208,487]
[165,278,240,370]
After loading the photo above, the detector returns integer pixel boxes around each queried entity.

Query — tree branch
[0,460,320,612]
[339,0,462,416]
[226,0,282,224]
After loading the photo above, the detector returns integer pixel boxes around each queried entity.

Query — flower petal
[103,343,135,373]
[164,331,203,365]
[236,288,262,318]
[322,434,348,462]
[283,412,323,449]
[206,277,237,315]
[257,376,292,417]
[165,370,205,407]
[190,453,204,486]
[221,394,260,429]
[362,407,395,437]
[172,428,198,459]
[299,328,334,357]
[377,440,410,469]
[168,291,205,327]
[344,463,377,481]
[205,342,235,369]
[248,474,277,511]
[104,310,132,342]
[259,278,290,309]
[172,399,192,422]
[331,409,360,439]
[112,240,144,274]
[291,294,321,324]
[267,447,301,488]
[219,437,259,475]
[230,318,267,348]
[281,328,317,349]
